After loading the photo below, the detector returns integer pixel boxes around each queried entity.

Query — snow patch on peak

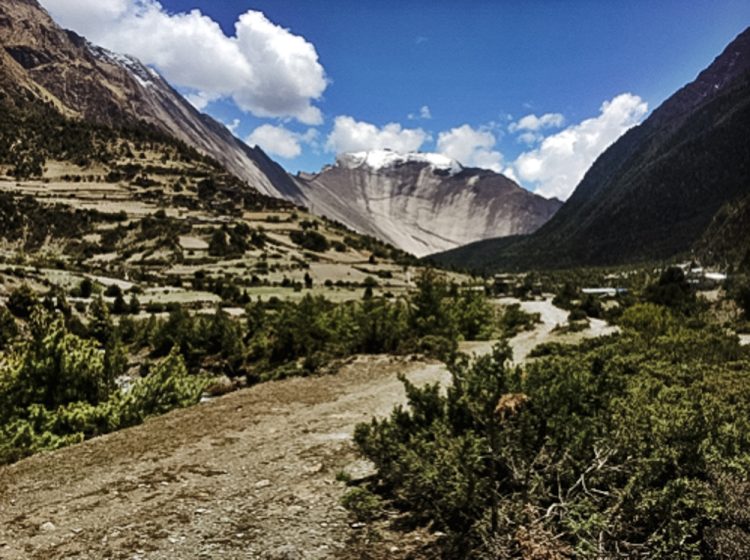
[337,150,463,175]
[87,43,158,89]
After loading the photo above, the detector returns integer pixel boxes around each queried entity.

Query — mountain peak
[336,150,463,175]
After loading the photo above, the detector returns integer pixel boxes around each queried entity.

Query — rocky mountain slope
[292,150,562,257]
[0,0,301,199]
[433,26,750,271]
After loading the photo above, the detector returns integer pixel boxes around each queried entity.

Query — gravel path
[0,356,450,560]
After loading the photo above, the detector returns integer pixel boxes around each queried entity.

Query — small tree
[0,307,18,350]
[208,228,229,257]
[104,284,122,298]
[128,294,141,315]
[112,292,128,315]
[732,277,750,318]
[88,296,113,345]
[7,284,38,319]
[78,277,93,298]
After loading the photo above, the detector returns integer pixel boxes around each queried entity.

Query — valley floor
[0,298,615,560]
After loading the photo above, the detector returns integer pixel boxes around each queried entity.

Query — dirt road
[509,298,618,361]
[0,356,450,560]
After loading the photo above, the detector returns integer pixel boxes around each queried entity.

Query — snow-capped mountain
[291,150,562,257]
[337,151,464,175]
[0,0,302,200]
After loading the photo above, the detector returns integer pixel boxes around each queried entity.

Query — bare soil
[0,356,450,560]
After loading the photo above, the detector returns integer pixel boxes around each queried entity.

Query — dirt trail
[461,298,619,362]
[0,299,617,560]
[0,356,450,560]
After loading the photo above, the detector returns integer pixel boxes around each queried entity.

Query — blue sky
[41,0,750,199]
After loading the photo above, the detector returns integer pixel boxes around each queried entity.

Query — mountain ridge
[290,150,562,257]
[0,0,301,199]
[431,26,750,271]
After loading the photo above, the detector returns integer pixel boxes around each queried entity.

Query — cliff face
[293,151,562,257]
[0,0,301,199]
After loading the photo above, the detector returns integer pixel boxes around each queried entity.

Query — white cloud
[247,124,318,159]
[40,0,129,33]
[508,112,565,133]
[517,131,542,145]
[513,93,648,200]
[225,119,241,134]
[325,116,428,154]
[408,105,432,120]
[436,125,504,172]
[502,166,519,183]
[39,0,327,124]
[184,91,219,111]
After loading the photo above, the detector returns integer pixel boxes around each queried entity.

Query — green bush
[354,316,750,557]
[0,310,206,465]
[116,347,206,428]
[498,303,539,336]
[7,284,38,319]
[341,487,384,522]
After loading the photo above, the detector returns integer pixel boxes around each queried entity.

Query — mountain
[0,0,301,199]
[1,0,560,258]
[290,150,562,257]
[432,26,750,271]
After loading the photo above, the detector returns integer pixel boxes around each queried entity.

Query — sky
[40,0,750,200]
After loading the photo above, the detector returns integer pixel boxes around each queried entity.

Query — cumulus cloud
[509,112,565,133]
[436,125,504,172]
[513,93,648,200]
[39,0,327,124]
[247,124,318,159]
[41,0,128,32]
[325,116,428,154]
[408,105,432,120]
[517,131,542,145]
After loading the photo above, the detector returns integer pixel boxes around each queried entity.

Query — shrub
[289,229,329,252]
[498,303,539,336]
[117,347,206,427]
[7,284,38,319]
[353,319,750,558]
[341,488,384,522]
